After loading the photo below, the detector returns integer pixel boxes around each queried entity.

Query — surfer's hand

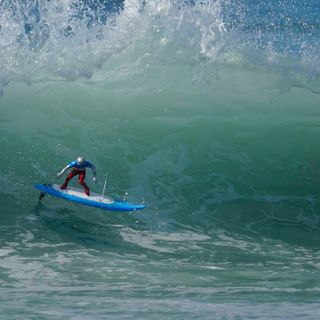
[57,172,62,178]
[92,177,97,183]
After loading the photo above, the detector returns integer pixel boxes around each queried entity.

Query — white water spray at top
[0,0,319,96]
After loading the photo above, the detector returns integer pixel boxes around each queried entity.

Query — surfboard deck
[35,184,146,212]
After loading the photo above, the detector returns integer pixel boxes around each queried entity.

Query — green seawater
[1,54,320,319]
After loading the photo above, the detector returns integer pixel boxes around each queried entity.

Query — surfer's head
[77,156,85,165]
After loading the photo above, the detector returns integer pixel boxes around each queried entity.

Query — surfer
[57,156,97,196]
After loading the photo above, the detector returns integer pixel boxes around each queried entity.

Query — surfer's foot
[85,191,90,196]
[60,185,67,190]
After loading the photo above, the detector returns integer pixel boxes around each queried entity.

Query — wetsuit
[60,160,96,196]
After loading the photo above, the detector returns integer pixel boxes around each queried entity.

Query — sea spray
[2,0,319,96]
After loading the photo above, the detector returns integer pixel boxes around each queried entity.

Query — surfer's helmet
[77,156,85,164]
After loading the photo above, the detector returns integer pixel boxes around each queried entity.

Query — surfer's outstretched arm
[91,165,97,183]
[57,165,69,177]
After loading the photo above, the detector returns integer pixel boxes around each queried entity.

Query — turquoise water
[1,1,320,319]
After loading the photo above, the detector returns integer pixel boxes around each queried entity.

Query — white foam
[120,227,210,253]
[0,0,227,93]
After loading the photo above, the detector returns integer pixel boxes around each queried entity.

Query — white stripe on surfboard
[51,184,114,204]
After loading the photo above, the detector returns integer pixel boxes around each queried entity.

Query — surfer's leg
[79,171,90,196]
[61,170,76,189]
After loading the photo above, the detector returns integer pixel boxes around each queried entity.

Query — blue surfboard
[35,184,146,212]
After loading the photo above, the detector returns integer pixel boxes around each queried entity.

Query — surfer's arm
[57,165,70,177]
[91,165,97,182]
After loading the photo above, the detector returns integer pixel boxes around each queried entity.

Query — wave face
[1,1,320,319]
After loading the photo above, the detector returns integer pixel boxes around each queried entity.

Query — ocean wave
[0,0,319,96]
